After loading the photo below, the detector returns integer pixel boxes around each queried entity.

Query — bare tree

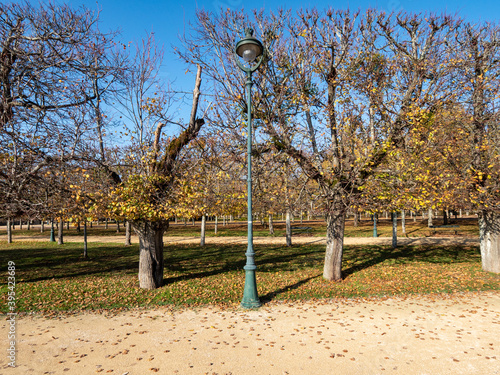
[0,1,121,222]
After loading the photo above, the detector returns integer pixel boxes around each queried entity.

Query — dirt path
[1,292,499,375]
[1,234,480,247]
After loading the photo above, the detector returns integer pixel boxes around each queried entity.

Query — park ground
[1,291,499,374]
[0,218,499,374]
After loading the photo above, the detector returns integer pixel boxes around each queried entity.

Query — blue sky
[59,0,498,120]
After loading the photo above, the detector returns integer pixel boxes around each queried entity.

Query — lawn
[1,238,498,314]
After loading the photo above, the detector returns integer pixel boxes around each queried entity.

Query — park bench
[429,225,460,235]
[291,226,312,235]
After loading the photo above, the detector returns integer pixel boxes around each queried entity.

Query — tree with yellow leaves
[180,8,460,281]
[445,23,500,272]
[103,63,204,289]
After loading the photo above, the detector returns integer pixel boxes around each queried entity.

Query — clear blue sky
[60,0,499,118]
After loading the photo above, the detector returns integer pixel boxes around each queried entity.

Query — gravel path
[1,234,480,247]
[2,292,499,375]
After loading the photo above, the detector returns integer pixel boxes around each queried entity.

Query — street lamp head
[235,28,263,68]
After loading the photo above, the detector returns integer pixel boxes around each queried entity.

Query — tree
[180,8,459,281]
[450,22,500,272]
[102,61,205,289]
[0,1,121,226]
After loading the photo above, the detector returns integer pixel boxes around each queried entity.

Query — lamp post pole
[235,28,264,309]
[242,68,260,309]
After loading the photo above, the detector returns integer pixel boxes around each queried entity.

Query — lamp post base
[50,227,55,242]
[241,269,261,309]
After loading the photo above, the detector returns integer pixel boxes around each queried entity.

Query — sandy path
[1,234,480,247]
[1,292,499,375]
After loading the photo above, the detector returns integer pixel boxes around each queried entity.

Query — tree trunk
[323,203,346,281]
[285,209,292,247]
[353,211,359,227]
[427,207,433,227]
[392,212,397,249]
[132,221,167,290]
[41,220,44,233]
[443,209,448,225]
[200,214,206,246]
[125,221,131,246]
[373,213,378,238]
[401,210,406,236]
[268,214,274,235]
[116,220,121,233]
[7,218,12,243]
[83,222,88,259]
[214,216,218,234]
[478,211,500,274]
[57,219,64,245]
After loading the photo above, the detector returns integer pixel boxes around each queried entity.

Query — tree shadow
[1,240,481,291]
[0,243,139,284]
[259,273,322,304]
[342,244,480,278]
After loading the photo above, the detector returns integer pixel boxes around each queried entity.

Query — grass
[0,238,498,314]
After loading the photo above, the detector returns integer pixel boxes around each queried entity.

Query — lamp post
[235,28,264,309]
[50,219,55,242]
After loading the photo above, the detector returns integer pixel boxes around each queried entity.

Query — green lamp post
[50,219,55,242]
[235,28,264,309]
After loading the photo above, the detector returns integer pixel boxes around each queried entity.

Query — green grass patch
[0,240,497,314]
